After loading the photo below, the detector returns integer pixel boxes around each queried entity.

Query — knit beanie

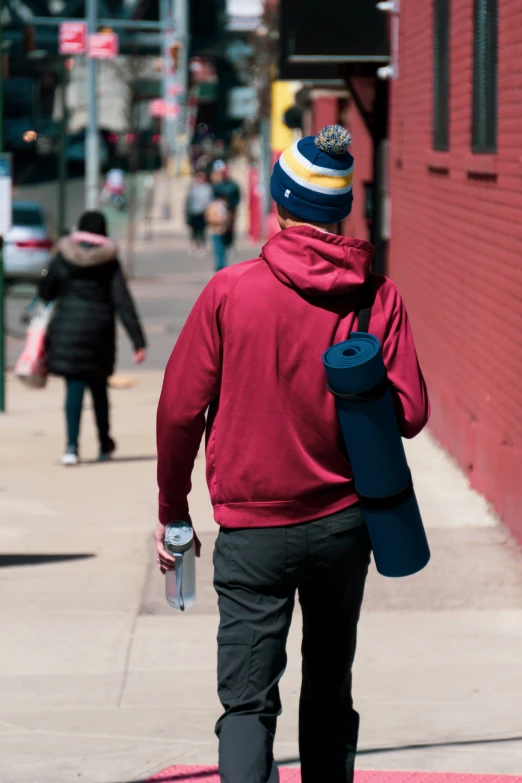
[77,210,108,237]
[271,125,354,224]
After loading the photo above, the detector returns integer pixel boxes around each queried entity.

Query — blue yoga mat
[323,333,430,578]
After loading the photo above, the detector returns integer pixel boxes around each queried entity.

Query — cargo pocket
[217,631,253,702]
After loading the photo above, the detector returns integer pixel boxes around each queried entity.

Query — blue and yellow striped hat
[271,125,354,224]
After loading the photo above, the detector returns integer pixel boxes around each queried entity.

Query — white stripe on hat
[279,154,354,196]
[291,141,354,178]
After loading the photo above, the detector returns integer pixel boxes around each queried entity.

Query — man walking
[212,160,241,248]
[155,125,429,783]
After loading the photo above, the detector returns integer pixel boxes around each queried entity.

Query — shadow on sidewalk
[121,735,522,783]
[0,553,95,568]
[81,455,157,466]
[355,734,522,755]
[275,732,522,765]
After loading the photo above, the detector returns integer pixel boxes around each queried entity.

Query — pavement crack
[116,607,139,709]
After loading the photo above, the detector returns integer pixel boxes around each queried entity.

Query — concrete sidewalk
[1,367,521,783]
[1,208,522,782]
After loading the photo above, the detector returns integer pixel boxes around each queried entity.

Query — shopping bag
[14,302,55,389]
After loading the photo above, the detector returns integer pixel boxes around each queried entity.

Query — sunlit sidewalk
[0,370,521,783]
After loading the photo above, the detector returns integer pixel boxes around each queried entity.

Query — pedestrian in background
[212,160,241,249]
[155,125,429,782]
[230,129,245,158]
[185,172,213,254]
[205,195,230,272]
[39,210,147,465]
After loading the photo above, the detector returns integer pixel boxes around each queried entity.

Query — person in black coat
[39,211,147,465]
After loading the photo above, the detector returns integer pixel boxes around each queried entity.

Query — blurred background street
[1,0,522,781]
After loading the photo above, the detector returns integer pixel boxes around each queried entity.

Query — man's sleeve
[157,276,225,524]
[379,281,430,439]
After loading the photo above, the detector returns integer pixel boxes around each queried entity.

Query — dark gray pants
[213,506,371,783]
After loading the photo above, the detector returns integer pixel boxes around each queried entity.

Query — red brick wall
[344,100,373,243]
[389,0,522,540]
[311,96,339,132]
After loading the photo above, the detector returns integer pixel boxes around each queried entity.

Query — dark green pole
[0,8,6,413]
[0,232,4,413]
[58,59,68,235]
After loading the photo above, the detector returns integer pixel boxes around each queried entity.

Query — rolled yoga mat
[323,333,430,578]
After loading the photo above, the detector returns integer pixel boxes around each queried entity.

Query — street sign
[0,155,13,236]
[162,29,181,132]
[149,99,164,118]
[228,86,258,119]
[149,99,180,119]
[88,32,119,59]
[226,0,263,31]
[59,22,87,55]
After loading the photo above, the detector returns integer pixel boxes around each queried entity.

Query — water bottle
[164,521,196,611]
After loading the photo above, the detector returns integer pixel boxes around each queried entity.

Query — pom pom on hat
[271,127,355,223]
[314,125,352,156]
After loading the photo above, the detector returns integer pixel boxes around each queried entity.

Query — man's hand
[154,522,202,574]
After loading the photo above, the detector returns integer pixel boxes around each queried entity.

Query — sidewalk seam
[116,538,152,708]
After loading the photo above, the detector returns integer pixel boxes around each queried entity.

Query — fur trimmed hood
[58,232,118,267]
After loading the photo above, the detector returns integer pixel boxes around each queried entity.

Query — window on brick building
[433,0,450,150]
[472,0,498,153]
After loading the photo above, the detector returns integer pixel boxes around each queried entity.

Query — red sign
[167,84,183,98]
[149,99,180,119]
[59,22,87,55]
[88,32,119,59]
[149,100,164,118]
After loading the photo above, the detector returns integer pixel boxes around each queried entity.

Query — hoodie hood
[58,234,118,268]
[261,225,374,297]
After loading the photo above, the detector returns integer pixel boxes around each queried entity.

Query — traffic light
[24,26,36,53]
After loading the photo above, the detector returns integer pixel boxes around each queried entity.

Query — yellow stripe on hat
[281,146,354,191]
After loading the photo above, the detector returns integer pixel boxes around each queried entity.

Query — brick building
[308,0,521,543]
[388,0,521,543]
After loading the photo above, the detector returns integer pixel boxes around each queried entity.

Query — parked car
[119,128,162,170]
[34,126,118,163]
[3,202,56,282]
[66,129,110,171]
[99,127,120,163]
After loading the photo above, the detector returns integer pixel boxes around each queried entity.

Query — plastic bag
[14,302,54,389]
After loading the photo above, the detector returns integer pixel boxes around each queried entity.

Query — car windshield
[13,205,45,227]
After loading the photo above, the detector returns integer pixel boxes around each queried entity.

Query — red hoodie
[157,226,429,529]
